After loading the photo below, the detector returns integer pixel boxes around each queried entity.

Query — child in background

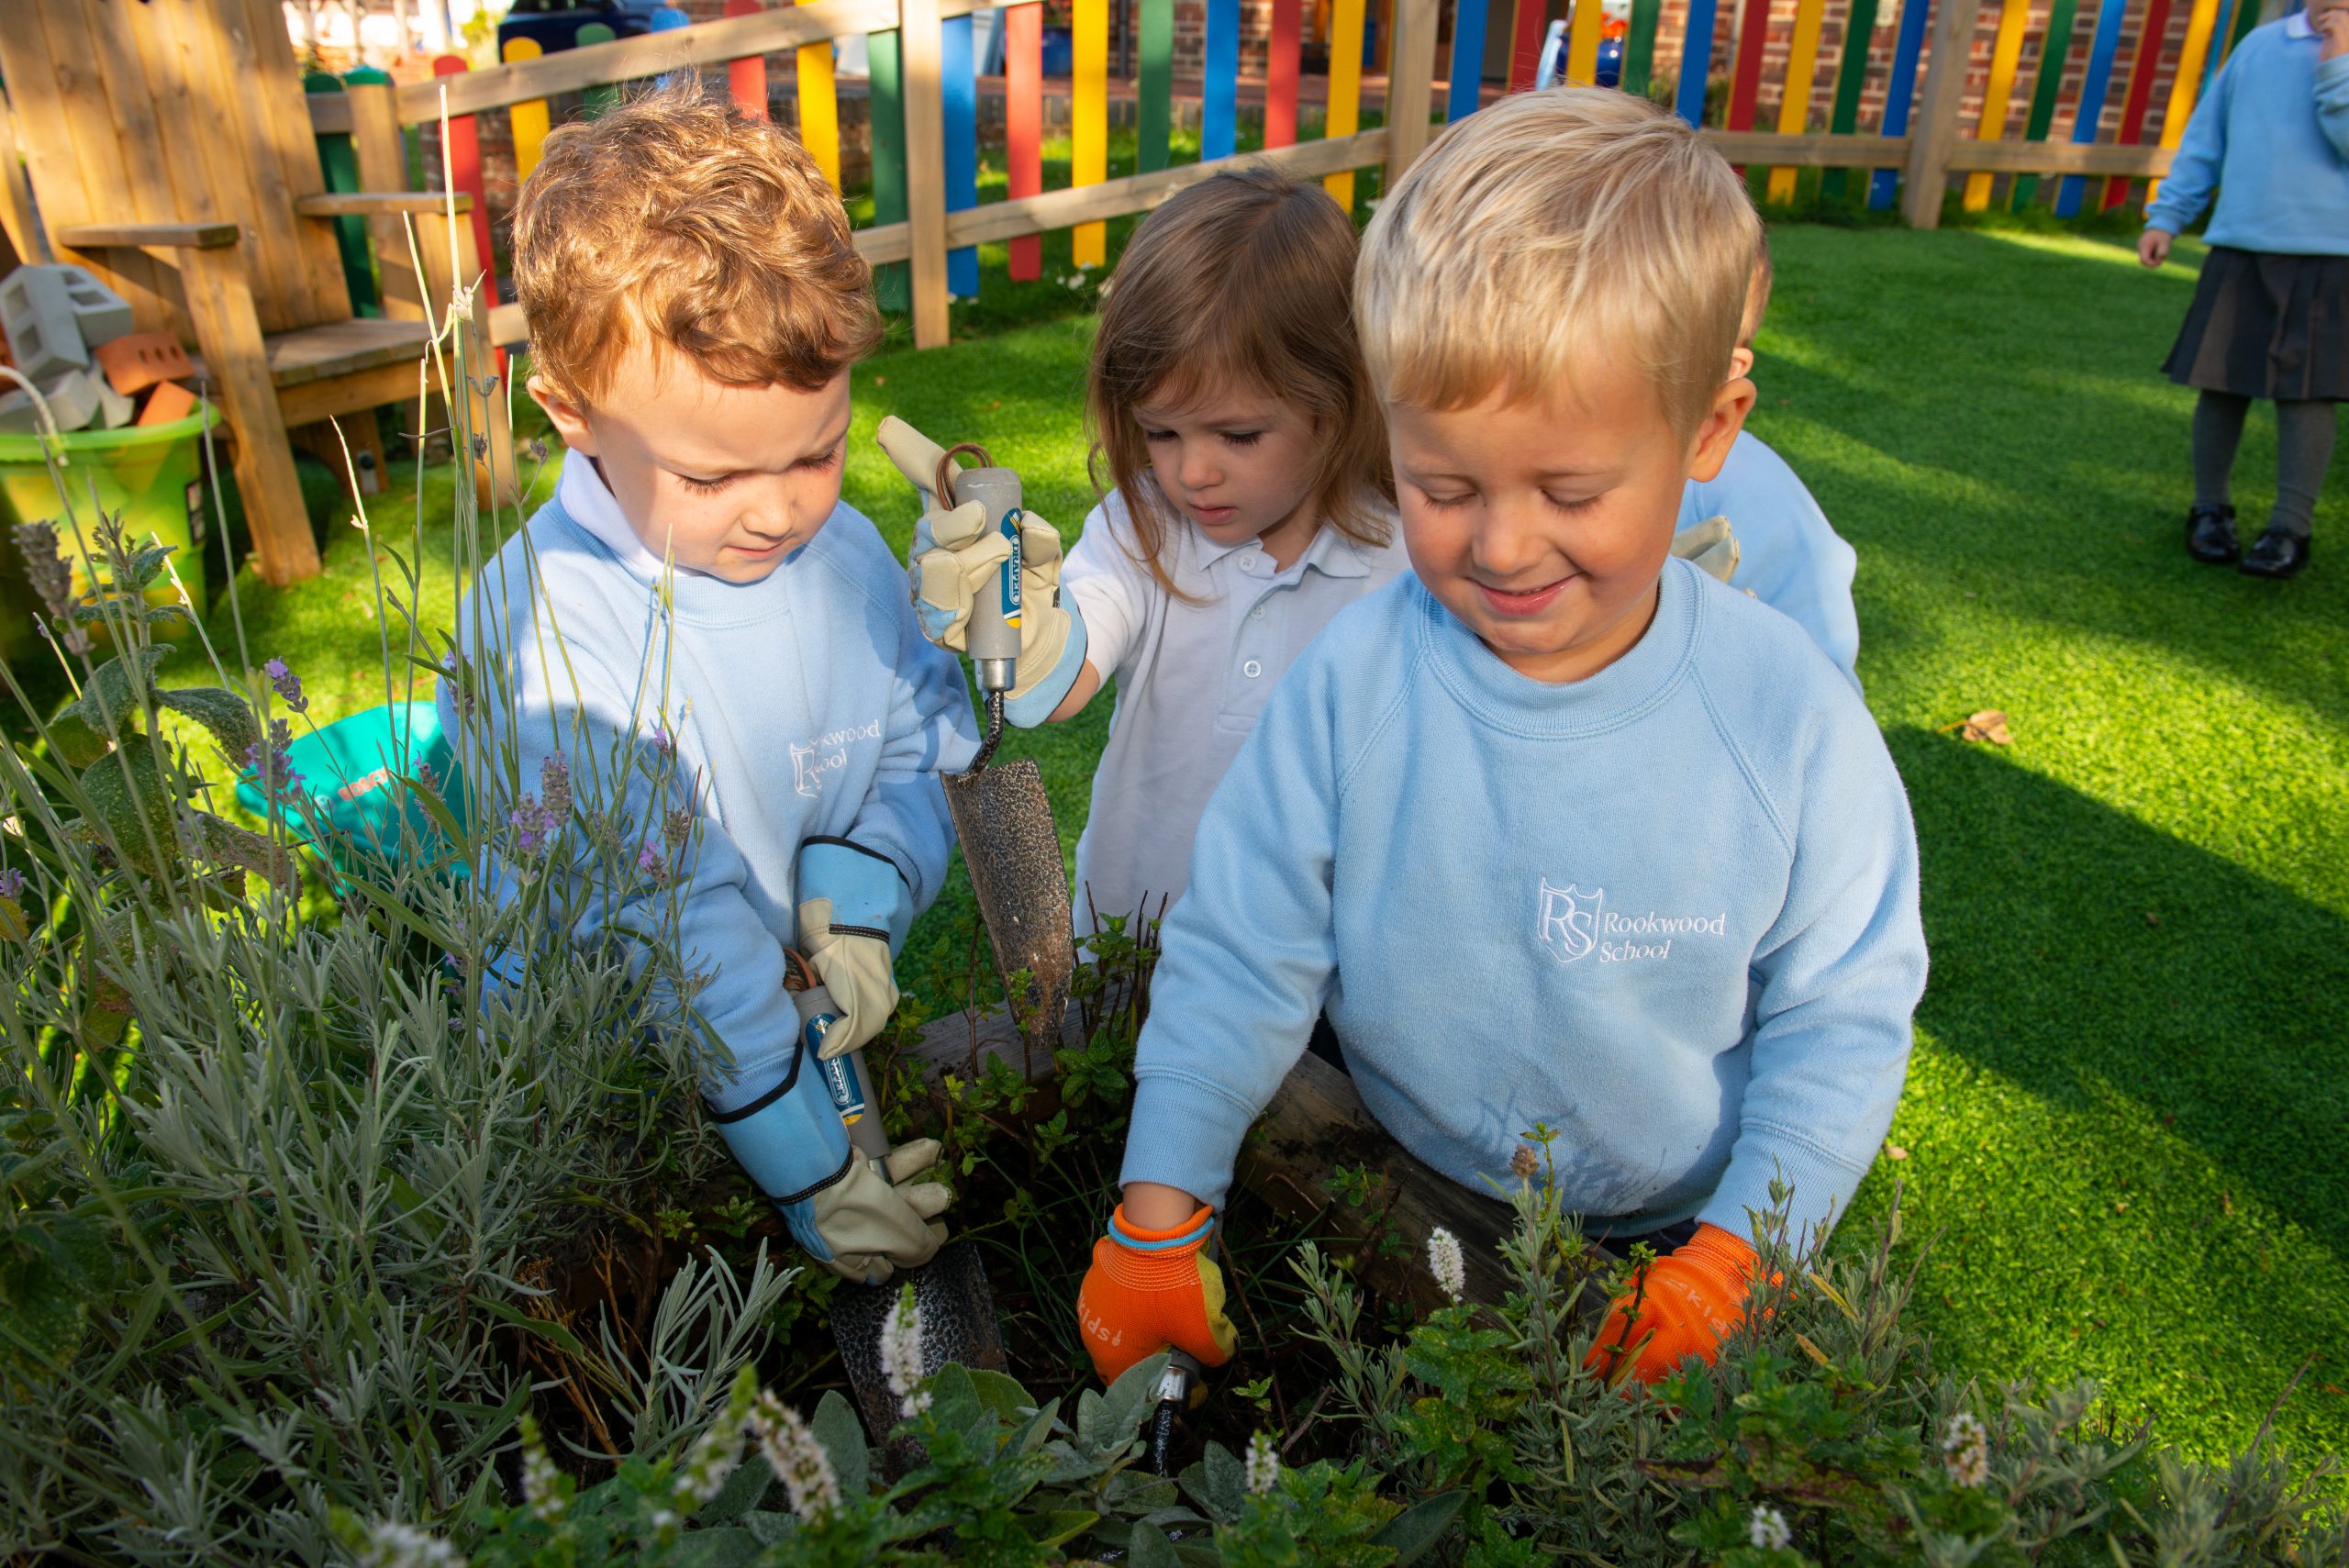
[2140,0,2349,579]
[1679,237,1864,687]
[1076,91,1926,1388]
[890,169,1408,937]
[447,87,974,1286]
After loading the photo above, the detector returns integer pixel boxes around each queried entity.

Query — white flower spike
[1427,1226,1465,1304]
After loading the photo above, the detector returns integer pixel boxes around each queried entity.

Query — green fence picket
[1139,0,1174,172]
[1819,0,1879,202]
[869,28,910,312]
[2011,0,2082,210]
[1622,0,1663,98]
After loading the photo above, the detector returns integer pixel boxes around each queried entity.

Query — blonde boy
[443,86,974,1284]
[1077,91,1926,1385]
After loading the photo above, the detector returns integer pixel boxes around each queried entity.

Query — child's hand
[1075,1201,1240,1384]
[2139,228,2175,269]
[798,898,899,1060]
[1583,1224,1761,1385]
[2317,6,2349,60]
[797,1140,953,1284]
[1672,516,1742,584]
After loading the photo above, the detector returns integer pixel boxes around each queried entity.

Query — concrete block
[52,265,135,349]
[92,374,136,429]
[94,331,196,396]
[0,266,91,384]
[0,368,105,435]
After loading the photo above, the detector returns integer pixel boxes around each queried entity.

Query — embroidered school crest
[1537,880,1602,964]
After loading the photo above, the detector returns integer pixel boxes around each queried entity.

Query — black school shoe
[2239,528,2310,579]
[2186,503,2240,563]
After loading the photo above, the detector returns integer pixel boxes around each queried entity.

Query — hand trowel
[788,958,1006,1445]
[879,418,1075,1064]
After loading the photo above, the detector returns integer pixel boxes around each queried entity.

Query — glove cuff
[1101,1203,1217,1286]
[1677,1223,1759,1296]
[1003,601,1087,728]
[797,838,914,951]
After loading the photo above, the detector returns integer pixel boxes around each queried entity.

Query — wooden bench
[0,1,512,586]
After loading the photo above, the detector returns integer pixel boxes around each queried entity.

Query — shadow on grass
[1753,227,2348,722]
[1866,722,2349,1453]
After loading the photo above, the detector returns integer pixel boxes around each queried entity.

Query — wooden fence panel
[1072,0,1108,267]
[727,0,771,119]
[1323,0,1367,210]
[1005,2,1043,280]
[2010,0,2081,210]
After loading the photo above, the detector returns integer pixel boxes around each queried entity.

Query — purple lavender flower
[508,795,551,855]
[540,752,572,821]
[243,718,304,799]
[262,657,308,715]
[650,721,674,758]
[0,868,26,900]
[636,840,669,884]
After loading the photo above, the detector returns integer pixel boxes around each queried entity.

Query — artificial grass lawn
[181,222,2349,1473]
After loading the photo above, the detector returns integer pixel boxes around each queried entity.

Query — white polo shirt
[1062,485,1409,936]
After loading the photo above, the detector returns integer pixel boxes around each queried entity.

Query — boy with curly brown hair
[444,84,976,1286]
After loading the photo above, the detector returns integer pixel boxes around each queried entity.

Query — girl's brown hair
[1087,168,1394,599]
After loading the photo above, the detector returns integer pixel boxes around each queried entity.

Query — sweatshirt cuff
[1696,1131,1868,1251]
[1004,601,1088,728]
[2319,51,2349,88]
[1119,1071,1262,1214]
[797,837,915,952]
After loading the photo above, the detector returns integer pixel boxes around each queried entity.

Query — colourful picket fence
[306,0,2233,353]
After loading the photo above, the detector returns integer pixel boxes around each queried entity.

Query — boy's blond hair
[513,83,880,406]
[1356,88,1760,438]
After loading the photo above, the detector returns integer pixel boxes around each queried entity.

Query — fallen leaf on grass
[1960,709,2012,745]
[1885,1142,1909,1161]
[2145,911,2162,928]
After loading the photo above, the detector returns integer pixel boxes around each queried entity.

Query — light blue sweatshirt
[443,468,977,1202]
[1678,431,1861,690]
[2143,17,2349,255]
[1121,558,1927,1242]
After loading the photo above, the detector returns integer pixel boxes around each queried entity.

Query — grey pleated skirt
[2164,245,2349,402]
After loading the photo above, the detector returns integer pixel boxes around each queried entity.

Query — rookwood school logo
[1538,880,1602,963]
[1539,878,1729,964]
[790,718,884,798]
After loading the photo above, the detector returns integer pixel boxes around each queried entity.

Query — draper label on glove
[999,508,1024,625]
[1537,880,1728,966]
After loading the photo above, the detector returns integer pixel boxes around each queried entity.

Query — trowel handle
[1146,1350,1208,1477]
[799,984,892,1162]
[952,467,1025,694]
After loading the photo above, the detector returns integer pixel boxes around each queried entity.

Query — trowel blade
[942,756,1074,1061]
[830,1239,1006,1444]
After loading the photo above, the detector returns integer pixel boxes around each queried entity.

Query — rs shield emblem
[1538,880,1602,964]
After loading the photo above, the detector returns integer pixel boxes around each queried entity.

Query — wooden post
[345,82,420,322]
[1901,0,1982,229]
[179,245,323,585]
[1384,0,1440,187]
[902,0,952,349]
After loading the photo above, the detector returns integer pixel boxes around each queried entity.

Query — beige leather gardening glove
[1674,516,1742,584]
[798,897,898,1061]
[876,415,1088,727]
[809,1139,952,1284]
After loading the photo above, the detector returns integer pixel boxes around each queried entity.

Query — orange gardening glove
[1584,1223,1761,1385]
[1074,1203,1241,1385]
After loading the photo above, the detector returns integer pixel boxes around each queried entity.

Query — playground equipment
[0,0,513,587]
